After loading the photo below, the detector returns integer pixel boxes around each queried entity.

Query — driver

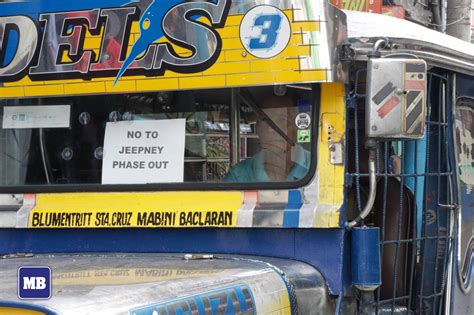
[224,95,310,182]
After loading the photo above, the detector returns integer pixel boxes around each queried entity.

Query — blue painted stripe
[283,190,303,227]
[0,228,346,295]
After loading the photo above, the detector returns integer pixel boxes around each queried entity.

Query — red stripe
[405,80,425,90]
[377,96,400,118]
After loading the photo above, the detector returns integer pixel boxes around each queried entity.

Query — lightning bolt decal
[114,0,183,85]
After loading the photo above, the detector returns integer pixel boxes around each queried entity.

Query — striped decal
[238,190,306,227]
[404,62,426,135]
[406,98,424,133]
[236,191,257,227]
[406,90,421,106]
[377,95,401,118]
[405,79,425,90]
[405,63,426,73]
[406,99,423,125]
[283,190,303,227]
[372,81,396,105]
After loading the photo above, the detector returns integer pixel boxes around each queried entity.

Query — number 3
[248,14,282,50]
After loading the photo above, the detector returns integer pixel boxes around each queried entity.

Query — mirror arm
[368,38,389,59]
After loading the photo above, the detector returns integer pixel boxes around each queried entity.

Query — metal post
[230,88,241,166]
[446,0,472,41]
[441,0,448,33]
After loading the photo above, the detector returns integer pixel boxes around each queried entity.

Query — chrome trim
[345,149,376,229]
[230,88,240,167]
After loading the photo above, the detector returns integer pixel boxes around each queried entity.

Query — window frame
[0,85,321,193]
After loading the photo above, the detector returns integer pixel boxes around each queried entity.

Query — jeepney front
[0,0,349,314]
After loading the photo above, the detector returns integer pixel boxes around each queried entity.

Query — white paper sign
[2,105,70,129]
[101,119,186,184]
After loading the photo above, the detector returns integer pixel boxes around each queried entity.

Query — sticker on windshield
[295,112,311,130]
[2,105,70,129]
[101,119,185,184]
[240,5,291,59]
[297,130,311,143]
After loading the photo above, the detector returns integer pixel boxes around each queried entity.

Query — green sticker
[297,130,311,143]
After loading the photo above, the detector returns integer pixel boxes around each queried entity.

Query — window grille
[347,70,455,314]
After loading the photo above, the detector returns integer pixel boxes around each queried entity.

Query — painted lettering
[0,0,231,83]
[29,10,101,77]
[0,15,37,80]
[131,285,256,315]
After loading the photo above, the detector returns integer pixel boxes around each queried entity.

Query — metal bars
[347,71,455,314]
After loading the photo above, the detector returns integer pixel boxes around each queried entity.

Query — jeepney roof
[343,10,474,76]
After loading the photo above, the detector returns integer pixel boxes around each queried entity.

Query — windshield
[0,85,316,189]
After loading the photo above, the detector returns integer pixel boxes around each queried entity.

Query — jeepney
[0,0,473,314]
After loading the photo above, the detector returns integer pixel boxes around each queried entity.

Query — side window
[454,97,474,289]
[454,100,474,191]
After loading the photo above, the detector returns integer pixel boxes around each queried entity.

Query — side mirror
[366,59,427,139]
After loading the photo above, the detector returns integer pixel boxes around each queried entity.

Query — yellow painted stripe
[313,83,345,228]
[293,21,320,32]
[24,84,64,97]
[179,75,225,89]
[28,192,243,228]
[226,72,275,86]
[202,61,250,75]
[162,70,203,78]
[0,86,25,97]
[91,76,115,82]
[105,80,136,93]
[278,45,310,57]
[275,69,327,83]
[64,82,106,95]
[250,59,298,72]
[136,78,179,91]
[0,307,44,315]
